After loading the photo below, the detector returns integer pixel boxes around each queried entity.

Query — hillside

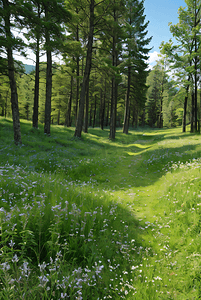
[24,63,35,74]
[1,118,201,299]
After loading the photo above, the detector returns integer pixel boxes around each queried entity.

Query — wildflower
[61,292,67,298]
[154,276,162,280]
[20,261,30,277]
[12,254,19,263]
[131,266,138,270]
[9,240,15,248]
[38,275,49,286]
[39,262,47,272]
[9,279,15,285]
[1,262,10,271]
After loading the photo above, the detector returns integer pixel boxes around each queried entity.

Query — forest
[1,1,201,299]
[0,0,200,145]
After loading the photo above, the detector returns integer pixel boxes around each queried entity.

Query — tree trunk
[182,83,190,133]
[32,36,40,128]
[159,77,164,128]
[75,22,80,127]
[123,65,131,134]
[84,80,89,133]
[100,79,106,130]
[57,109,60,125]
[109,8,118,140]
[74,0,94,138]
[3,0,21,145]
[44,47,52,135]
[194,57,198,132]
[106,92,110,127]
[191,90,195,133]
[32,3,41,129]
[93,94,97,128]
[89,102,93,127]
[66,73,74,127]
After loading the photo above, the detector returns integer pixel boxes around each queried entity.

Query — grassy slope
[1,117,201,299]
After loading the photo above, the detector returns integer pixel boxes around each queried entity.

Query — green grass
[1,117,201,299]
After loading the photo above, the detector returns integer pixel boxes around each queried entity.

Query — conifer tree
[122,0,151,133]
[0,0,25,145]
[42,0,71,135]
[161,0,201,132]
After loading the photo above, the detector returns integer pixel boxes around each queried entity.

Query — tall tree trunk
[57,108,60,125]
[135,107,138,128]
[159,76,164,128]
[194,56,198,132]
[89,102,93,127]
[194,4,198,132]
[5,89,9,118]
[44,47,52,134]
[105,102,109,127]
[99,81,103,128]
[75,22,80,127]
[132,102,135,127]
[74,0,94,137]
[84,80,89,133]
[191,90,195,133]
[44,4,52,135]
[93,94,97,128]
[3,0,21,145]
[123,65,131,134]
[109,8,118,140]
[66,73,74,127]
[182,82,190,133]
[100,78,106,130]
[32,3,41,129]
[32,36,40,128]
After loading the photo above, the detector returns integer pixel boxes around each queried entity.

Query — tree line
[0,0,200,145]
[0,0,151,144]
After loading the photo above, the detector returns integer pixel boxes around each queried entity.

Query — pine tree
[42,0,71,135]
[0,0,26,145]
[122,0,151,133]
[161,0,201,132]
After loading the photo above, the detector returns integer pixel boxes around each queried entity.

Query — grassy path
[1,118,201,299]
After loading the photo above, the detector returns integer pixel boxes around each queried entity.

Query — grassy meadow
[1,117,201,299]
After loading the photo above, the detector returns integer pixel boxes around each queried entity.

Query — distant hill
[24,64,35,74]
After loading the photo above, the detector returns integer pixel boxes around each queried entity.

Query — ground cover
[1,117,201,299]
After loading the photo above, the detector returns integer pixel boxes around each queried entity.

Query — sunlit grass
[1,117,201,299]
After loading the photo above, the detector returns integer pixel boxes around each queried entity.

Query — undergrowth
[1,117,201,299]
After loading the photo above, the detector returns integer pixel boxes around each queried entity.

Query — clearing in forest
[1,118,201,299]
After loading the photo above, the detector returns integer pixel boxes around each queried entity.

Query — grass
[1,117,201,299]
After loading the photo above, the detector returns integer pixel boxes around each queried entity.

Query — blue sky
[144,0,187,67]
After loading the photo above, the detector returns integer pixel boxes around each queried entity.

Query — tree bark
[89,102,93,127]
[182,82,190,133]
[123,65,131,134]
[66,73,74,127]
[44,47,52,134]
[84,80,89,133]
[191,90,195,133]
[3,0,22,145]
[109,8,118,140]
[44,4,52,135]
[74,0,94,137]
[57,109,60,125]
[194,56,198,132]
[100,78,106,130]
[75,22,80,127]
[93,94,97,128]
[32,36,40,128]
